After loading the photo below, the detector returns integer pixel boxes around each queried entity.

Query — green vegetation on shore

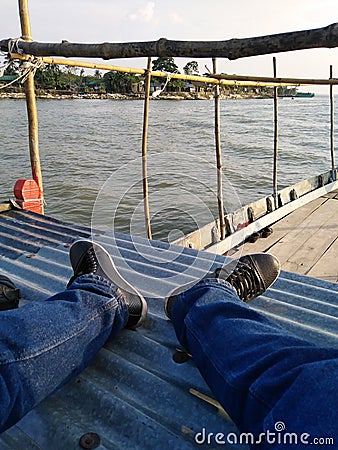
[1,57,273,100]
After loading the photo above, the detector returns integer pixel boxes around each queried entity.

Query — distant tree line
[2,57,203,93]
[2,57,273,97]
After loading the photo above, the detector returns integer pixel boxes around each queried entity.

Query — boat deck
[230,190,338,282]
[0,207,337,449]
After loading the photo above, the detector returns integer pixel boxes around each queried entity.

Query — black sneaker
[0,275,20,311]
[68,239,147,329]
[215,253,280,302]
[165,253,280,320]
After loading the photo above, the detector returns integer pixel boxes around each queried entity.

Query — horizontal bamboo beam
[10,53,338,87]
[11,53,147,75]
[2,22,338,60]
[213,73,338,86]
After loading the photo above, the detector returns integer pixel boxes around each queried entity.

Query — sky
[1,0,338,93]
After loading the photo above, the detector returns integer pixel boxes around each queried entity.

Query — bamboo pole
[10,53,338,88]
[210,73,338,86]
[142,57,152,239]
[2,22,338,60]
[330,65,335,174]
[273,57,279,208]
[18,0,44,212]
[212,59,225,240]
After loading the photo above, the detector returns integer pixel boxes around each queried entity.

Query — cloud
[128,2,155,23]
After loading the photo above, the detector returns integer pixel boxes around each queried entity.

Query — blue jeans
[171,278,338,448]
[0,274,128,433]
[1,275,337,446]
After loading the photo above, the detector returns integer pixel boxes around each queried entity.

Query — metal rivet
[173,349,191,364]
[79,432,101,449]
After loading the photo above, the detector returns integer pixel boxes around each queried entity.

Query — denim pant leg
[171,279,338,442]
[0,274,128,433]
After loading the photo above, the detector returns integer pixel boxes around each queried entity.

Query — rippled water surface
[0,96,336,240]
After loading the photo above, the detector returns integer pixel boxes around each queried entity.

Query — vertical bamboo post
[273,57,279,208]
[330,65,335,176]
[18,0,44,213]
[212,58,225,240]
[142,57,152,239]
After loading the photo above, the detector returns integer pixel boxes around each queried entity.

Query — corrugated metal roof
[0,208,337,449]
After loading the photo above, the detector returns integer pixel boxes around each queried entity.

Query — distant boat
[277,87,315,98]
[295,92,315,98]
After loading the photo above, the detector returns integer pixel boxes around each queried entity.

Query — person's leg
[0,238,147,433]
[170,278,338,443]
[0,274,127,432]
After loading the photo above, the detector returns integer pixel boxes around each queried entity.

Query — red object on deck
[14,179,43,214]
[14,179,41,200]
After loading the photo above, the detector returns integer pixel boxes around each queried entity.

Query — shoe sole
[70,239,147,328]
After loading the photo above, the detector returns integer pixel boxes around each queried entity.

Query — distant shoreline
[0,90,273,101]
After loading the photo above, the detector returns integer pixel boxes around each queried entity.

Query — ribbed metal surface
[0,209,337,449]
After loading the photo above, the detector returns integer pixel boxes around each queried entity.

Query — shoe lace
[67,246,99,288]
[218,261,264,302]
[81,247,98,275]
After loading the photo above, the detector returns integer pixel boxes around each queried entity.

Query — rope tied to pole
[0,53,44,90]
[19,54,45,83]
[8,38,25,55]
[0,57,12,78]
[0,39,44,90]
[152,71,174,98]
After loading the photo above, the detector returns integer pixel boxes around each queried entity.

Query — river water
[0,96,335,241]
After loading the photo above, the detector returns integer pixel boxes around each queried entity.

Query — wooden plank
[173,220,219,249]
[266,197,336,264]
[307,237,338,282]
[282,198,338,274]
[229,196,327,258]
[323,192,338,199]
[207,179,338,255]
[322,189,338,199]
[180,174,337,252]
